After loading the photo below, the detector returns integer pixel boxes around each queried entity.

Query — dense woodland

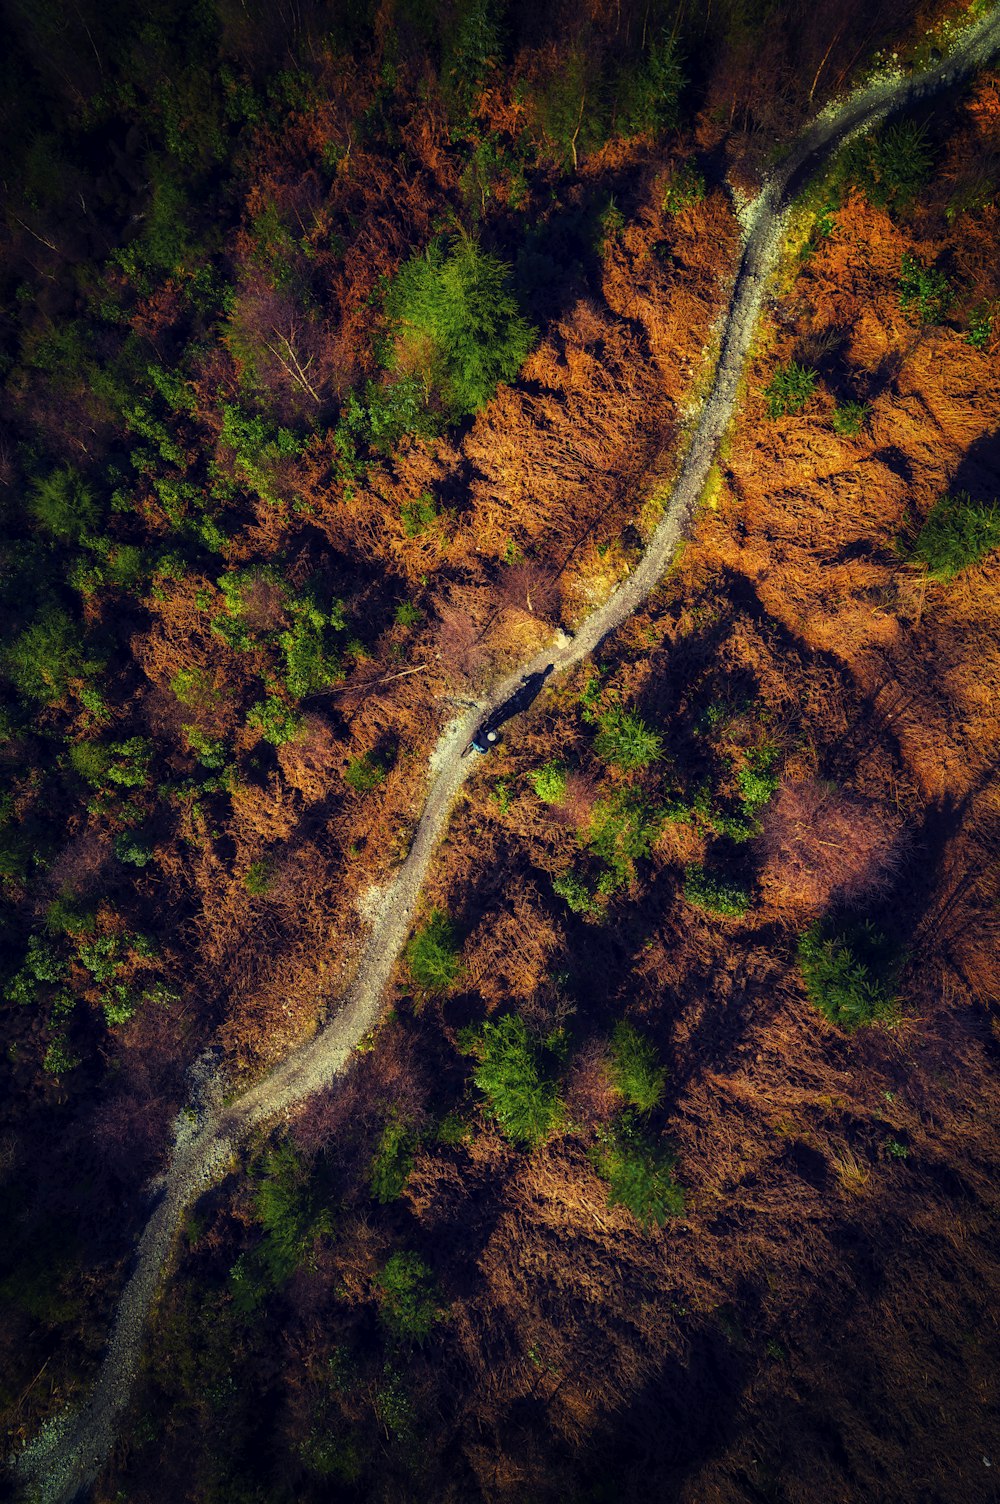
[1,0,999,1500]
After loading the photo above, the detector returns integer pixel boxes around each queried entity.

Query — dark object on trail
[463,663,555,756]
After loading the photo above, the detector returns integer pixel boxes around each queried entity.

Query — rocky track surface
[14,10,1000,1499]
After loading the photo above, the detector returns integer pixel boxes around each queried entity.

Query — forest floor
[14,9,1000,1501]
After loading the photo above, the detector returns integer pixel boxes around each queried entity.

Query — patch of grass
[466,1013,562,1147]
[763,361,818,419]
[832,400,869,437]
[905,489,1000,581]
[244,860,273,896]
[394,600,422,626]
[343,752,387,793]
[684,864,751,917]
[590,1114,683,1226]
[844,118,933,212]
[405,908,462,995]
[898,251,953,325]
[797,921,899,1031]
[593,707,662,770]
[609,1022,666,1113]
[662,160,705,214]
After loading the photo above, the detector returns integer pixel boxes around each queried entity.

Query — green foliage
[587,788,662,890]
[528,48,607,169]
[843,118,933,211]
[593,707,662,770]
[28,467,100,544]
[216,403,301,506]
[394,600,423,626]
[405,908,462,995]
[609,1023,666,1113]
[113,831,154,868]
[344,752,387,793]
[172,667,215,707]
[684,864,751,917]
[764,361,818,419]
[967,303,995,350]
[5,934,68,1006]
[529,762,567,804]
[663,161,706,214]
[68,740,110,786]
[905,490,1000,581]
[184,725,226,769]
[441,0,502,124]
[369,1119,417,1204]
[44,897,95,936]
[244,860,273,896]
[104,738,153,789]
[278,606,345,699]
[736,746,779,818]
[832,400,869,437]
[230,1144,329,1315]
[615,30,685,138]
[247,696,303,746]
[376,1251,442,1342]
[43,1034,82,1076]
[552,870,600,916]
[897,252,953,325]
[5,607,102,704]
[468,1013,562,1147]
[797,922,899,1031]
[597,196,626,251]
[384,237,537,419]
[590,1115,684,1226]
[400,492,438,536]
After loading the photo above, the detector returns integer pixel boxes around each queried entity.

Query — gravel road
[14,11,1000,1499]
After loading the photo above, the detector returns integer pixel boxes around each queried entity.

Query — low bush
[247,696,303,746]
[384,237,537,420]
[405,909,462,995]
[552,870,600,916]
[400,493,438,537]
[6,608,102,704]
[230,1144,328,1316]
[590,1115,684,1226]
[684,863,751,917]
[468,1013,562,1147]
[529,762,567,804]
[905,490,1000,581]
[844,118,933,211]
[609,1022,666,1113]
[369,1119,417,1204]
[375,1251,442,1343]
[797,921,898,1030]
[28,467,101,544]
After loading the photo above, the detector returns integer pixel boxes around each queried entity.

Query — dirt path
[15,14,1000,1500]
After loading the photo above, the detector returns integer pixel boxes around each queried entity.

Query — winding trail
[15,12,1000,1500]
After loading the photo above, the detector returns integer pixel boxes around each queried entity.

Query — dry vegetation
[2,1,999,1501]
